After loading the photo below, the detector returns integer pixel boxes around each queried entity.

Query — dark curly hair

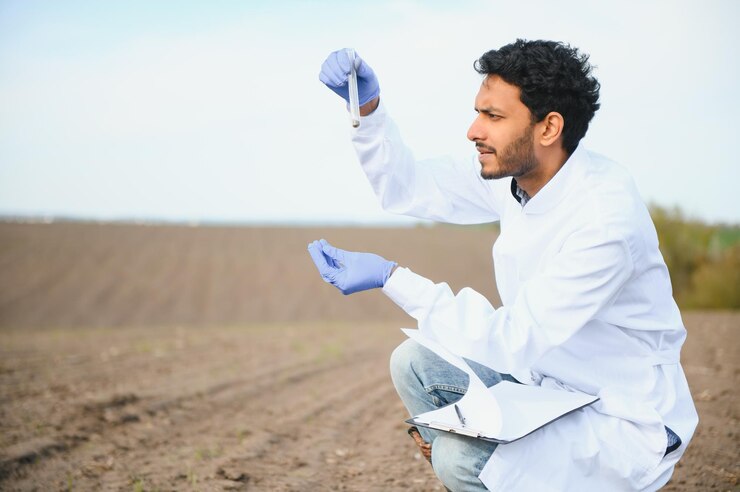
[474,39,600,155]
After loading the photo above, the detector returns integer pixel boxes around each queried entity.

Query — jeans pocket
[426,384,467,407]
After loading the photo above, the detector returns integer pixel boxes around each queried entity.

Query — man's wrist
[360,97,380,116]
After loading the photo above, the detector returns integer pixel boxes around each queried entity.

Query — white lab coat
[351,103,698,491]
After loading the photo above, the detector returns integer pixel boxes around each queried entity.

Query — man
[307,40,698,491]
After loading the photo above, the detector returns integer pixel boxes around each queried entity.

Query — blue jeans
[390,339,518,491]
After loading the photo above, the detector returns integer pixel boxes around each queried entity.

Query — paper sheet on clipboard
[402,328,599,444]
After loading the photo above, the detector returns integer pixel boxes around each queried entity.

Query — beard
[479,124,538,180]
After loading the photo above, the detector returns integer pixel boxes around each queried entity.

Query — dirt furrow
[114,355,393,490]
[1,339,393,491]
[209,363,396,490]
[0,348,372,479]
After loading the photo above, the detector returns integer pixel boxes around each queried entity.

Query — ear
[536,111,564,148]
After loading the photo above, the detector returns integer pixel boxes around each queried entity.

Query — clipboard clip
[428,421,485,438]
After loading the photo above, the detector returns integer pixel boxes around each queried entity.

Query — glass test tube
[348,49,361,128]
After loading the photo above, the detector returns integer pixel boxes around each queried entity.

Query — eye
[487,113,501,120]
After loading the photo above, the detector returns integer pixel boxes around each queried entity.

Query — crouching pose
[308,40,697,491]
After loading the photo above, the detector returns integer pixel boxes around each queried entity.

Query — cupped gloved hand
[319,49,380,106]
[307,239,396,295]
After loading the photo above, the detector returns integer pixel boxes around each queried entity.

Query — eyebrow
[475,106,506,116]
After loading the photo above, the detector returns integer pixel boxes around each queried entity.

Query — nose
[467,115,484,142]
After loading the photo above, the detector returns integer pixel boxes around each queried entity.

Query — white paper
[404,328,598,443]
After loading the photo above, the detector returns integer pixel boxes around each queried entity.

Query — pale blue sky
[1,0,738,225]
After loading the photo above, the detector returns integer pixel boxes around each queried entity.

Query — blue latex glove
[319,49,380,106]
[307,239,396,295]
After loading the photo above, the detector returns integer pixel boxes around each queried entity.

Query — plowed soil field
[0,222,737,491]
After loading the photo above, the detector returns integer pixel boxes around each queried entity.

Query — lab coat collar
[520,144,589,215]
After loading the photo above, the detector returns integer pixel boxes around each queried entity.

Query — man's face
[467,75,538,180]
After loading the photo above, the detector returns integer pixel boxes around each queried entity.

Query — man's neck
[516,148,570,198]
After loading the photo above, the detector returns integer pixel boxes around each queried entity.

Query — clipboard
[402,329,599,444]
[406,380,598,444]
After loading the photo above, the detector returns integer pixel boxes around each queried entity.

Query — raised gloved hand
[307,239,396,295]
[319,49,380,106]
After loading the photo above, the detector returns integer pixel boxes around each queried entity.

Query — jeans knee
[389,338,420,390]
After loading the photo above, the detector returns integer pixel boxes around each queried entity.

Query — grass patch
[651,205,739,309]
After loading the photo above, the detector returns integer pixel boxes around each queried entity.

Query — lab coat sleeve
[350,102,503,224]
[382,225,635,374]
